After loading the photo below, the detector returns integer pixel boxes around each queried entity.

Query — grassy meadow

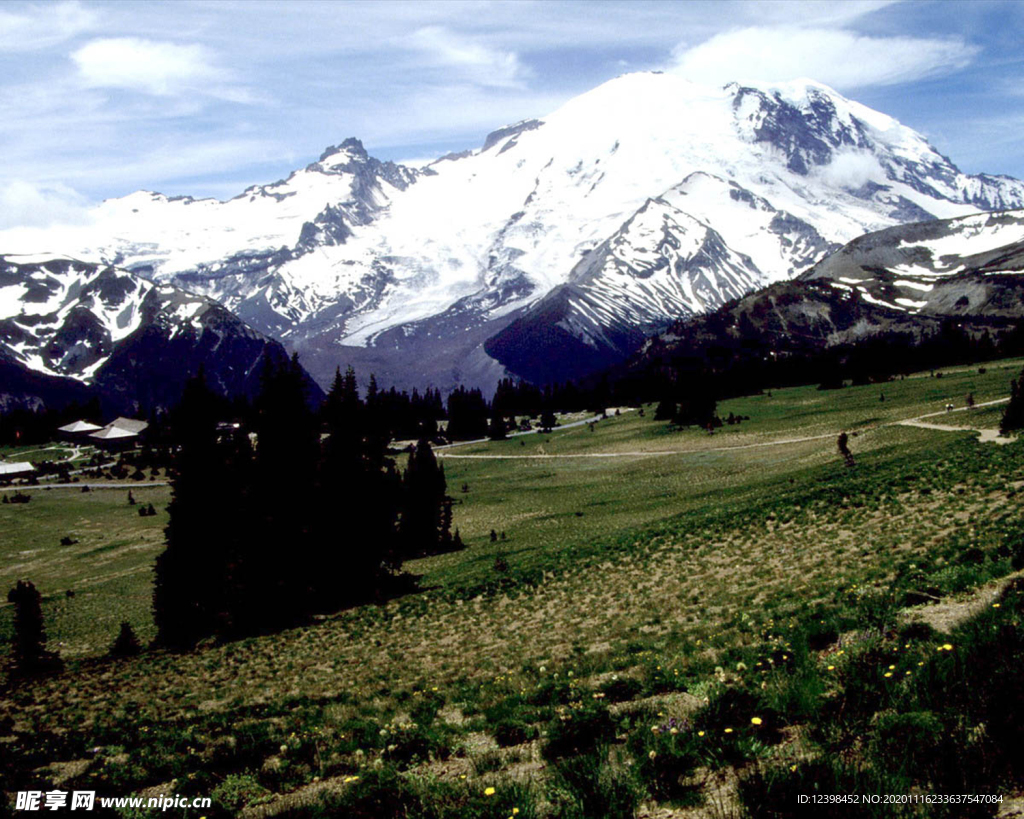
[2,358,1024,817]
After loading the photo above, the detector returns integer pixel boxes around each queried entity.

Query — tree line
[153,358,459,648]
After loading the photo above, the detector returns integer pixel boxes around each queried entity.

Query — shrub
[599,676,644,703]
[542,701,615,761]
[627,718,702,802]
[410,691,445,728]
[110,621,141,657]
[549,749,643,819]
[868,710,945,780]
[210,773,271,813]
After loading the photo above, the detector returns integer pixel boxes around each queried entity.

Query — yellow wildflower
[751,717,763,726]
[484,787,496,797]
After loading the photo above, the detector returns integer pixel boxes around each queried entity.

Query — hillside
[0,254,322,413]
[3,362,1024,815]
[621,209,1024,388]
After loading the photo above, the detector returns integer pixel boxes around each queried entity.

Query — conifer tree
[110,621,141,657]
[154,368,233,647]
[488,414,507,440]
[1001,371,1024,434]
[7,580,62,676]
[237,354,319,629]
[540,408,558,432]
[446,387,489,440]
[837,432,855,467]
[654,397,676,421]
[316,365,399,607]
[400,438,453,557]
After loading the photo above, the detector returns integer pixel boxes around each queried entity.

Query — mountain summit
[3,72,1023,391]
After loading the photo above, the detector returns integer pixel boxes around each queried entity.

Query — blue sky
[1,0,1022,228]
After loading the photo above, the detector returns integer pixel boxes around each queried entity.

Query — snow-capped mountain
[4,72,1024,391]
[622,208,1024,386]
[0,254,312,412]
[801,209,1024,317]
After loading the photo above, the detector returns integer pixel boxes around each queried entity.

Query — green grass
[419,359,1020,590]
[2,358,1024,816]
[0,485,168,655]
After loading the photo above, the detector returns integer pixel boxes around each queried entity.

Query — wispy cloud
[71,37,257,102]
[0,180,92,229]
[668,26,979,89]
[0,0,1018,222]
[402,26,531,89]
[0,0,97,51]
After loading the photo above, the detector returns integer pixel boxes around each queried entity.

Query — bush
[409,691,445,728]
[627,718,702,802]
[110,621,141,657]
[493,719,537,748]
[314,768,536,819]
[549,749,643,819]
[380,721,451,767]
[600,676,644,702]
[868,710,945,780]
[542,701,615,761]
[210,773,271,813]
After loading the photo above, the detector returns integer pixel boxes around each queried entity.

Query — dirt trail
[439,398,1013,461]
[902,570,1023,635]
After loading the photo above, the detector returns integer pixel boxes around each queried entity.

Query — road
[435,410,631,451]
[437,398,1013,460]
[29,481,169,490]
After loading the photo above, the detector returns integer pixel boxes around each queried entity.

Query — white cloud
[0,0,97,51]
[403,26,530,88]
[669,26,979,89]
[71,37,254,100]
[0,180,92,229]
[815,149,886,189]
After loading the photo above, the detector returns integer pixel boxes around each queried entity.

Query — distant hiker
[837,432,855,467]
[966,393,975,409]
[945,403,954,413]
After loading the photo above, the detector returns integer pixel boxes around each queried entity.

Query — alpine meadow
[4,2,1024,817]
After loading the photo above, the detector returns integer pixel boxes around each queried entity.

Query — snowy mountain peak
[3,73,1024,394]
[319,137,370,164]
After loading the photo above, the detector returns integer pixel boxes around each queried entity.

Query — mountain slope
[4,73,1024,391]
[0,255,318,413]
[621,208,1024,385]
[800,209,1024,316]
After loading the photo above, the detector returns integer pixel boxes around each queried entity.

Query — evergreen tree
[154,368,240,647]
[236,354,320,630]
[654,397,676,421]
[540,408,558,432]
[7,580,62,676]
[446,387,489,440]
[316,365,400,607]
[400,438,453,557]
[488,414,507,440]
[110,621,141,657]
[1001,371,1024,434]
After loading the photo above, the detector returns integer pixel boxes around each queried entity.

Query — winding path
[437,398,1013,460]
